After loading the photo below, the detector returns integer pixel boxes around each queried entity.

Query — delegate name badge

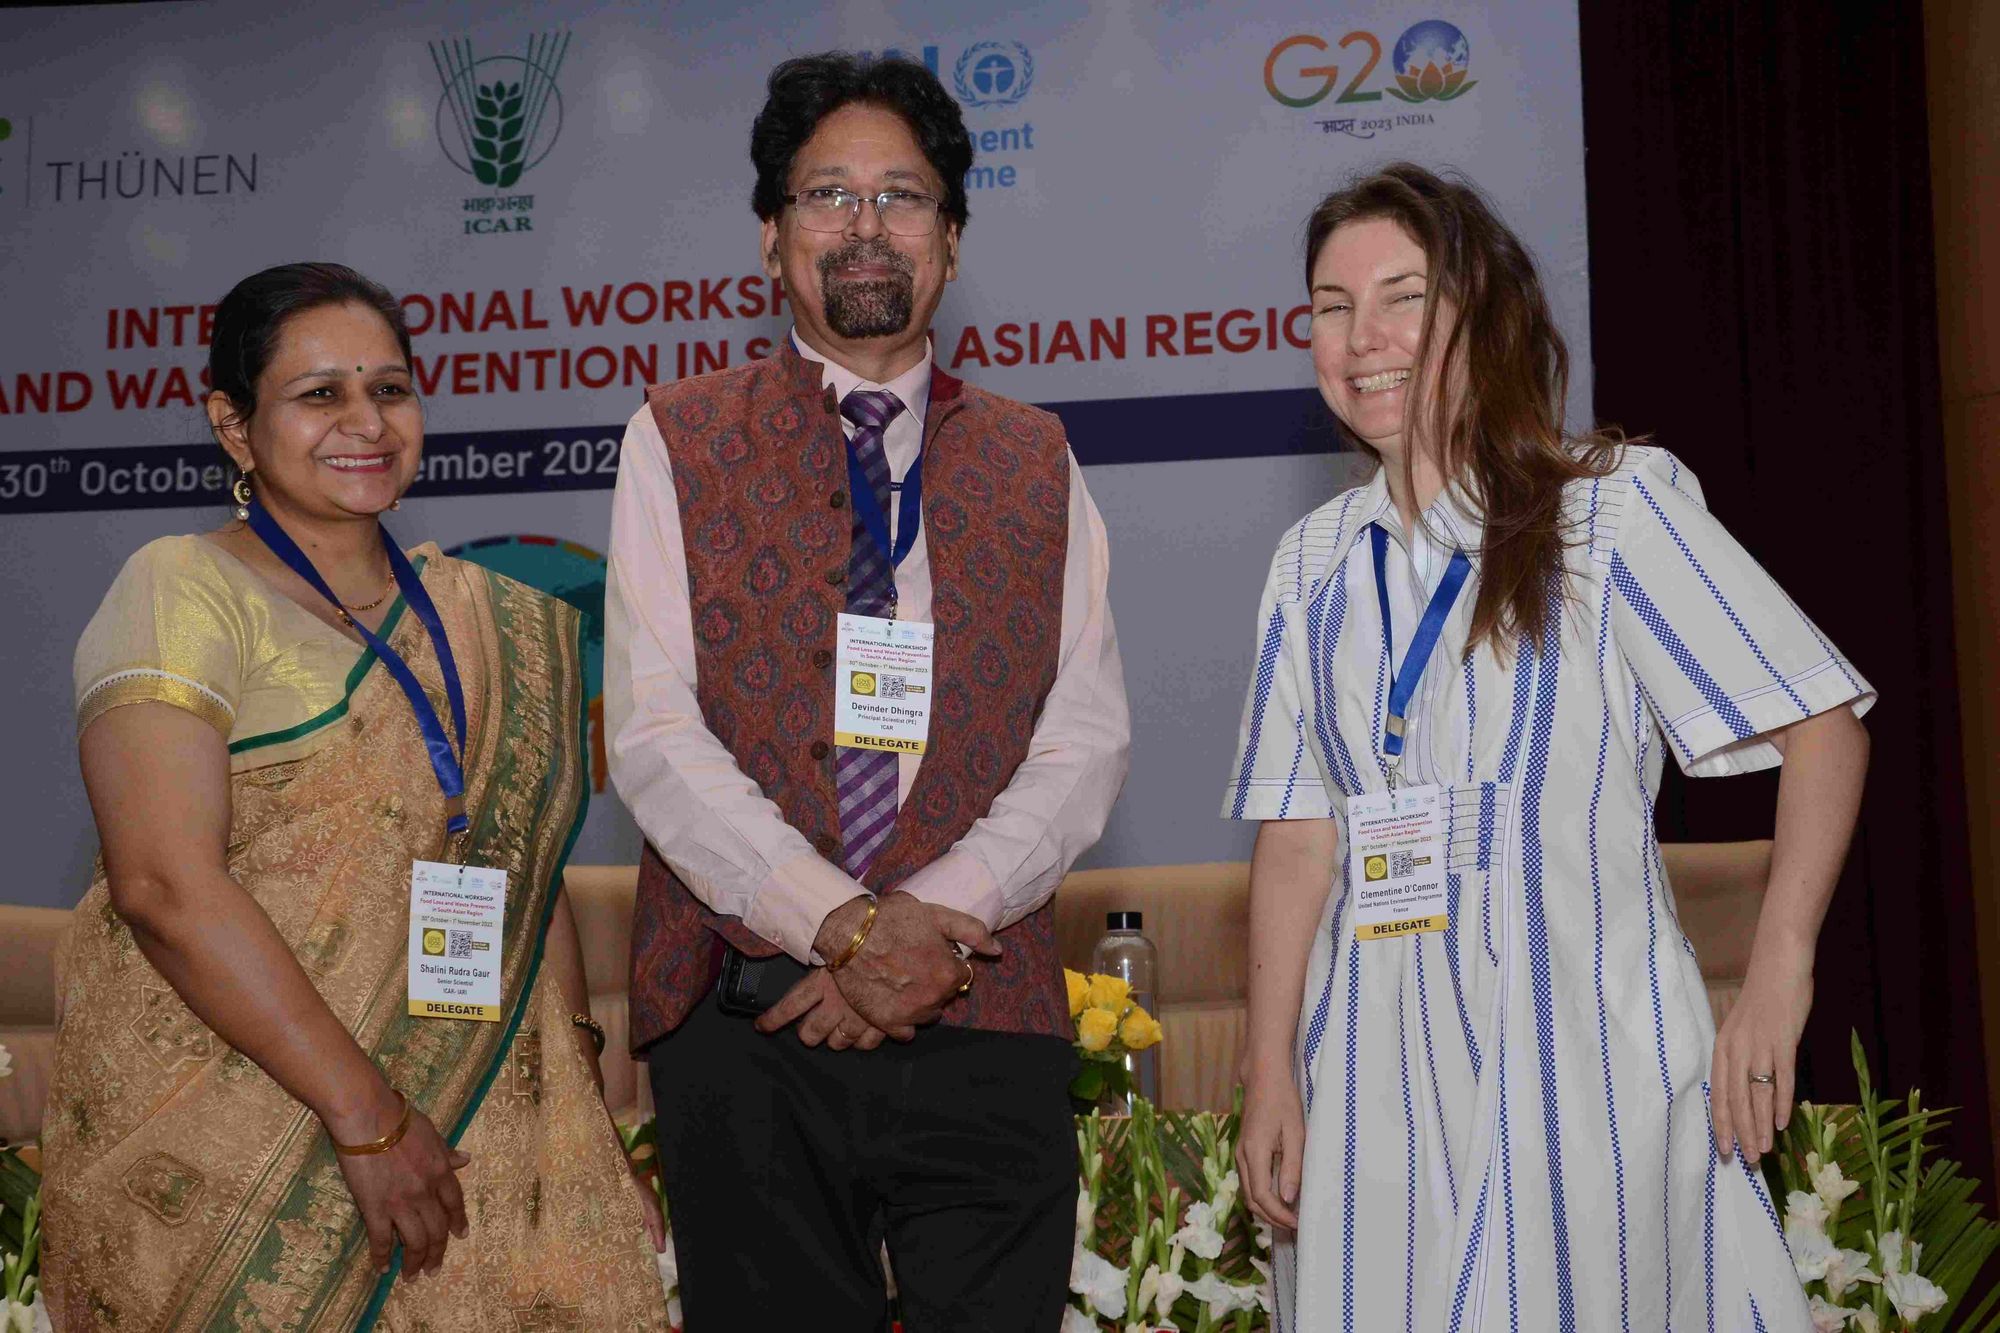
[408,860,507,1021]
[1347,784,1448,942]
[834,613,934,755]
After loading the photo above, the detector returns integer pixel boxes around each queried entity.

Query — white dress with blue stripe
[1222,446,1873,1333]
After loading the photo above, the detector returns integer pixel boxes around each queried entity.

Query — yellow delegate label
[408,998,502,1020]
[1356,914,1450,942]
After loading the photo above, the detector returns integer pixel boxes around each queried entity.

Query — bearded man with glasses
[604,51,1131,1330]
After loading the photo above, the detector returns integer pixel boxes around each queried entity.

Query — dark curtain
[1578,2,1989,1182]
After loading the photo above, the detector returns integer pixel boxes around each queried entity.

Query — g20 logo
[1265,20,1477,108]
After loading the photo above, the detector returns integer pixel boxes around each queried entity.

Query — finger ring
[957,960,975,995]
[1748,1072,1776,1085]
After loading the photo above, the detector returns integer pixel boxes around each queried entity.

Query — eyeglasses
[785,187,944,236]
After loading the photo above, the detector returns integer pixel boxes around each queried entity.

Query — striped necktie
[834,388,905,879]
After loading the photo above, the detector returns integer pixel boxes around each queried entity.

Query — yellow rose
[1085,974,1131,1013]
[1119,1005,1163,1052]
[1065,968,1090,1018]
[1076,1006,1119,1052]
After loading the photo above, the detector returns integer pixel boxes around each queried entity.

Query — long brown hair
[1304,163,1625,651]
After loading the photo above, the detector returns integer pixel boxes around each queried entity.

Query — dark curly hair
[209,262,411,421]
[750,52,973,229]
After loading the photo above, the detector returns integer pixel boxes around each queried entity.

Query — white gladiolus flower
[1075,1187,1096,1242]
[1250,1256,1276,1312]
[1785,1189,1831,1234]
[2,1297,47,1333]
[1070,1247,1129,1319]
[1807,1295,1855,1333]
[1172,1200,1227,1261]
[1806,1153,1861,1210]
[1254,1216,1274,1252]
[1850,1307,1880,1333]
[1874,1229,1906,1275]
[1184,1272,1262,1316]
[654,1248,680,1328]
[1061,1306,1100,1333]
[1787,1219,1837,1282]
[1820,1246,1880,1302]
[1884,1269,1948,1323]
[1136,1262,1185,1321]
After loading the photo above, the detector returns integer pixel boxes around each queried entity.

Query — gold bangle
[823,899,880,973]
[331,1091,413,1157]
[570,1011,606,1054]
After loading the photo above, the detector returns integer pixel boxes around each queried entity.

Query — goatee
[817,242,917,338]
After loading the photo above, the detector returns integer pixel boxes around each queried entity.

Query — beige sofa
[1,844,1771,1139]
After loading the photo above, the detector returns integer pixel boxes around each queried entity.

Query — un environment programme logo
[859,39,1036,192]
[430,31,570,236]
[1264,19,1477,140]
[953,41,1033,108]
[444,535,609,791]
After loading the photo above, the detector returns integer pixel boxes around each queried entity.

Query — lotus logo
[1388,21,1477,103]
[430,32,570,189]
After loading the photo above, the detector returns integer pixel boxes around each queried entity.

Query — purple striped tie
[835,388,905,880]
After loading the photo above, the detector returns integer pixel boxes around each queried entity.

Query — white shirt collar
[790,328,933,426]
[1351,462,1488,560]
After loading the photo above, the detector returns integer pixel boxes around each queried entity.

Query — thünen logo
[430,32,569,189]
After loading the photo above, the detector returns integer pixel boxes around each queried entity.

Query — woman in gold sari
[39,263,669,1331]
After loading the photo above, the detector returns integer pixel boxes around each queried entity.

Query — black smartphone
[715,946,810,1018]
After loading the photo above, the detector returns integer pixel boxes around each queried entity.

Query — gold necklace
[339,574,396,613]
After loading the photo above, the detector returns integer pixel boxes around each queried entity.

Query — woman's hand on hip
[331,1099,471,1280]
[1237,1059,1306,1232]
[1710,939,1814,1165]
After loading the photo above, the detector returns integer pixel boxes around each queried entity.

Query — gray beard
[822,275,915,338]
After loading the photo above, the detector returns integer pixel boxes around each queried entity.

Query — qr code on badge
[876,674,908,700]
[1389,850,1417,880]
[447,929,474,960]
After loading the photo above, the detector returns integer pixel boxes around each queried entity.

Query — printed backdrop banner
[0,1,1589,907]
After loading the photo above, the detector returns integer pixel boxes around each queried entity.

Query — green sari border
[353,600,592,1331]
[226,557,425,757]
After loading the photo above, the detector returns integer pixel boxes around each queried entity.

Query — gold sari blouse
[74,534,401,767]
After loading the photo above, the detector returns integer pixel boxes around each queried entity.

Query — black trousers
[646,988,1078,1332]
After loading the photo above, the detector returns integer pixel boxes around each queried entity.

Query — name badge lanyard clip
[1371,523,1471,794]
[247,502,472,848]
[844,438,922,620]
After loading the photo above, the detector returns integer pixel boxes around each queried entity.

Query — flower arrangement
[0,1043,50,1333]
[617,1114,682,1331]
[1767,1033,2000,1332]
[1067,1095,1271,1332]
[1066,969,1164,1109]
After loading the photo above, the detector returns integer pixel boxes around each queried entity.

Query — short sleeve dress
[1223,445,1873,1333]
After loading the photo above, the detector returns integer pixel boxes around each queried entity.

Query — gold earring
[231,474,254,521]
[389,497,402,512]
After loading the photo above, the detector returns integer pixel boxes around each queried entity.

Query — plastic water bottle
[1091,910,1160,1109]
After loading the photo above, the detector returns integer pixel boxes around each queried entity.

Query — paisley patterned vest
[628,345,1072,1049]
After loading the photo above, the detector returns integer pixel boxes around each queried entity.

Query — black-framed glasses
[785,187,943,236]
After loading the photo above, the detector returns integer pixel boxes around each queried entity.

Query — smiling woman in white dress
[1225,164,1872,1332]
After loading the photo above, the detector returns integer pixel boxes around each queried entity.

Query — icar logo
[430,31,569,192]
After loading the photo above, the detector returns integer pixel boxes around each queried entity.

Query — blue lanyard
[1371,522,1471,769]
[246,503,471,836]
[845,444,923,568]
